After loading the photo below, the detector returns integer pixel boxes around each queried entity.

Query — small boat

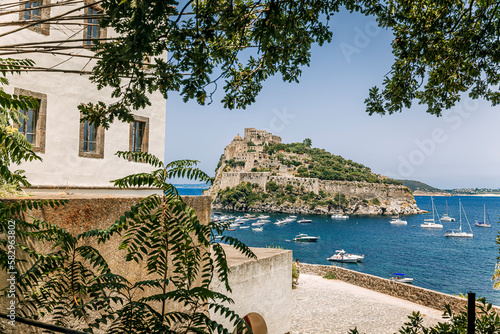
[297,219,312,224]
[229,223,241,228]
[440,200,456,222]
[252,227,263,232]
[444,199,473,238]
[475,204,492,228]
[421,220,443,229]
[257,219,271,223]
[331,193,349,219]
[274,219,288,225]
[390,273,413,284]
[293,233,319,242]
[327,250,364,263]
[331,212,349,219]
[239,226,250,229]
[251,221,265,226]
[259,215,270,219]
[421,197,443,229]
[390,214,407,225]
[227,228,236,231]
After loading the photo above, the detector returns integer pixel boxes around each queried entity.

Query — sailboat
[420,196,443,229]
[331,192,349,219]
[444,199,473,238]
[475,204,492,228]
[440,200,456,222]
[390,213,407,225]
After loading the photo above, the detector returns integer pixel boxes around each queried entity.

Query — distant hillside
[400,180,443,193]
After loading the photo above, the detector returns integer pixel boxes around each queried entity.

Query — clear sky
[164,10,500,190]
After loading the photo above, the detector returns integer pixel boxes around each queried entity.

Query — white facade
[1,1,166,187]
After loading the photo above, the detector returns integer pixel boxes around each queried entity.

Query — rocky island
[206,128,424,215]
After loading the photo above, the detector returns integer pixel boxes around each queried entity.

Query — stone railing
[300,263,499,316]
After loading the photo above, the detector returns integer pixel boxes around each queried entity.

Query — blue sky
[164,10,500,190]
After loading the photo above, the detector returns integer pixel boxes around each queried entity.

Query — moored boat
[252,227,263,232]
[390,215,407,225]
[475,204,492,228]
[327,250,364,262]
[293,233,319,242]
[444,199,473,238]
[421,197,443,229]
[297,219,312,224]
[390,273,413,284]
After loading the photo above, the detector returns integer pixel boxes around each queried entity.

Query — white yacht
[444,199,473,238]
[297,218,312,224]
[440,200,456,222]
[421,197,443,229]
[327,250,364,263]
[293,233,319,242]
[390,214,407,225]
[475,204,491,228]
[331,193,349,219]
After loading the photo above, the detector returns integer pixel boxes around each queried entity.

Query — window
[20,0,50,35]
[129,116,149,156]
[24,1,41,22]
[83,1,106,46]
[18,105,38,145]
[14,88,47,153]
[79,115,104,158]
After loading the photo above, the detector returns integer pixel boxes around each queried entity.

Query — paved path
[291,274,446,334]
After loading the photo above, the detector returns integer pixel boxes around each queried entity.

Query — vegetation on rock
[263,140,402,185]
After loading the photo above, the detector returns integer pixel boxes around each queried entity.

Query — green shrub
[323,272,336,280]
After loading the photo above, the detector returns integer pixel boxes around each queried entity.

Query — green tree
[1,152,255,333]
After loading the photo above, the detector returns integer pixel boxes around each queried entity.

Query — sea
[175,185,500,306]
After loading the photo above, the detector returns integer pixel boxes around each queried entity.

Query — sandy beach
[291,274,446,334]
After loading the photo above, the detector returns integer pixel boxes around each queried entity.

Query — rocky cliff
[208,172,424,216]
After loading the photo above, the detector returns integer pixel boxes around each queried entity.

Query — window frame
[19,0,51,35]
[13,88,47,153]
[83,0,107,47]
[78,114,105,159]
[129,115,149,157]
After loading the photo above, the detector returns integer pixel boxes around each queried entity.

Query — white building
[0,0,165,188]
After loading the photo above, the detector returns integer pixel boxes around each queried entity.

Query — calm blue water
[214,196,500,306]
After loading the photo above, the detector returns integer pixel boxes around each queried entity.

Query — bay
[214,196,500,306]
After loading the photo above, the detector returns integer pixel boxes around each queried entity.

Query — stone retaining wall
[300,263,499,316]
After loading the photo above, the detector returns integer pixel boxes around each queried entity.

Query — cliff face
[208,172,424,216]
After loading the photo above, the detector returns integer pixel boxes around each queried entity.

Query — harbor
[212,195,500,306]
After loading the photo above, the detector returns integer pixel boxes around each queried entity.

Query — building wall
[1,2,166,187]
[210,245,292,334]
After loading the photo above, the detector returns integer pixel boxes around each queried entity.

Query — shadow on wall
[234,312,268,334]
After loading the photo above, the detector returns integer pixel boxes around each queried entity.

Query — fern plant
[5,151,255,333]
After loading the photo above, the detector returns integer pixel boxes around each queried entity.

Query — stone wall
[300,263,500,316]
[212,172,422,215]
[210,245,292,334]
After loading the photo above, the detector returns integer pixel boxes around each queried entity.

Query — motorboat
[444,199,473,238]
[239,226,250,229]
[327,250,364,263]
[259,215,270,219]
[274,219,288,225]
[257,219,271,223]
[252,227,263,232]
[293,233,319,242]
[390,215,407,225]
[251,221,265,226]
[421,197,443,229]
[475,204,492,228]
[297,219,312,224]
[440,200,456,222]
[288,215,297,220]
[390,273,413,284]
[227,228,236,231]
[244,214,256,219]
